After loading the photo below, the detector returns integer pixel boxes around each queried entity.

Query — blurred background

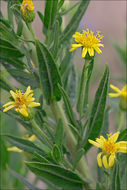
[1,0,126,189]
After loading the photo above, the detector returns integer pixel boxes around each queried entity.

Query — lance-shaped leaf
[84,65,109,152]
[25,162,83,189]
[36,40,61,103]
[43,0,58,32]
[58,84,77,127]
[4,134,45,156]
[0,39,24,58]
[60,0,90,43]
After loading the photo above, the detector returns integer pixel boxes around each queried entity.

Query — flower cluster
[70,29,104,58]
[88,132,127,169]
[3,86,40,117]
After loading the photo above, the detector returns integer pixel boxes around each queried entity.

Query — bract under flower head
[3,86,40,117]
[69,29,104,58]
[88,132,127,169]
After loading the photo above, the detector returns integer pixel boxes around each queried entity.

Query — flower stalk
[78,60,90,119]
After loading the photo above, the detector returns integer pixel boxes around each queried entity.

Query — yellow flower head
[21,0,34,14]
[8,134,36,153]
[109,84,127,111]
[88,132,127,169]
[69,29,104,58]
[3,86,40,117]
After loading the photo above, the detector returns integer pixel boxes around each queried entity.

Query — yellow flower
[109,84,127,111]
[69,29,104,58]
[88,132,127,169]
[21,0,34,14]
[8,135,36,153]
[3,86,40,117]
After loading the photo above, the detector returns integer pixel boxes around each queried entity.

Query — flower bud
[21,0,35,23]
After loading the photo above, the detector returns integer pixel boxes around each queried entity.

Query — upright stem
[79,60,89,119]
[50,101,94,187]
[31,119,53,148]
[22,21,38,67]
[118,110,125,131]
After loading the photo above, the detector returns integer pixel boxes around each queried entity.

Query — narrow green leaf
[26,162,83,189]
[4,134,44,156]
[1,56,25,69]
[43,0,58,31]
[51,20,60,58]
[84,65,109,152]
[0,75,13,92]
[58,0,64,10]
[34,152,50,164]
[58,84,77,127]
[10,169,41,190]
[36,40,61,103]
[73,148,85,171]
[60,2,80,16]
[118,128,127,141]
[51,144,62,162]
[2,67,39,89]
[55,119,64,148]
[0,39,24,58]
[16,20,23,36]
[67,65,77,106]
[37,11,44,23]
[60,0,90,43]
[111,163,121,190]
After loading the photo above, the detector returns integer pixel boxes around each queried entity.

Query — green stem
[106,174,109,190]
[22,21,38,67]
[50,101,94,188]
[31,119,53,148]
[118,110,125,131]
[79,60,89,119]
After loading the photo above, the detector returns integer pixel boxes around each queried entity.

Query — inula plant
[0,0,126,190]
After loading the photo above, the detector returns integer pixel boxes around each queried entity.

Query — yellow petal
[10,90,16,100]
[102,155,109,169]
[96,138,104,146]
[3,101,14,107]
[94,46,102,54]
[109,154,115,167]
[8,146,23,153]
[88,48,94,56]
[19,107,29,117]
[88,139,102,148]
[3,104,15,112]
[69,47,77,52]
[116,141,127,147]
[108,93,120,97]
[28,102,40,107]
[109,131,120,143]
[72,44,82,48]
[117,147,127,153]
[110,84,121,93]
[82,47,87,58]
[97,152,103,167]
[28,135,36,142]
